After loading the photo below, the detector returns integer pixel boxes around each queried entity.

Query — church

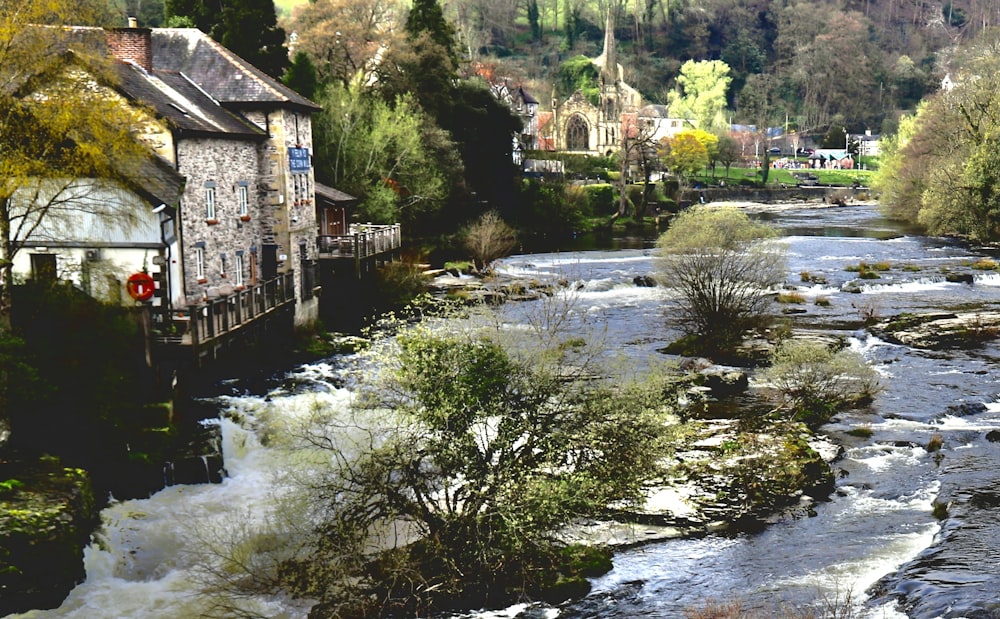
[544,14,691,156]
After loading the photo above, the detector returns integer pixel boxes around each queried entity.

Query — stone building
[71,23,321,325]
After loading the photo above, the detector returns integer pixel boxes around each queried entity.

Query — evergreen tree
[282,50,318,100]
[405,0,457,62]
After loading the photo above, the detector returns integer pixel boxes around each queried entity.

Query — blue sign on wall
[289,147,310,172]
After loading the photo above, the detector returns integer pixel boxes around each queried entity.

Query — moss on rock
[0,458,98,615]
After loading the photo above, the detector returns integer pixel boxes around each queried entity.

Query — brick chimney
[105,18,153,71]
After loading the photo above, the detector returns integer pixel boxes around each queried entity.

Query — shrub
[932,500,949,520]
[464,211,517,273]
[517,178,585,234]
[582,183,615,215]
[282,323,689,616]
[656,206,785,356]
[846,424,873,438]
[762,339,882,428]
[376,262,430,309]
[777,292,806,304]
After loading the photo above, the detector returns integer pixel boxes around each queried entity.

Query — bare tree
[289,0,403,87]
[464,210,517,273]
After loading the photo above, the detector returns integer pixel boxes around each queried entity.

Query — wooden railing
[155,272,295,355]
[317,223,402,259]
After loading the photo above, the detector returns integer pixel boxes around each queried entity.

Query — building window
[204,180,218,221]
[195,247,205,280]
[30,253,57,281]
[235,253,245,287]
[205,186,216,220]
[292,173,310,206]
[237,183,249,218]
[566,115,589,151]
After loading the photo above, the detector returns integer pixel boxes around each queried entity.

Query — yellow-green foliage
[776,292,805,304]
[763,339,882,427]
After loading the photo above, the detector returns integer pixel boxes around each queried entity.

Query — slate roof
[151,29,320,112]
[114,61,265,139]
[315,183,357,205]
[638,104,670,118]
[133,152,186,208]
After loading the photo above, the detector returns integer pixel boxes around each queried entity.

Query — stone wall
[680,185,851,206]
[244,108,320,324]
[176,138,261,303]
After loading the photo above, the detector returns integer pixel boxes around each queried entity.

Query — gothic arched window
[566,115,589,151]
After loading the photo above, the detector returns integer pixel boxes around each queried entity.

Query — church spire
[594,9,619,84]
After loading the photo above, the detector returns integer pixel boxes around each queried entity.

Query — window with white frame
[237,182,249,217]
[205,182,217,220]
[195,247,205,280]
[235,253,245,287]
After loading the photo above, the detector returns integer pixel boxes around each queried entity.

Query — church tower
[551,9,643,154]
[592,9,623,154]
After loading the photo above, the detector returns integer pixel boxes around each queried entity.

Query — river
[9,202,1000,619]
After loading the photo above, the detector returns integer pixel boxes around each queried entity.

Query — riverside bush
[283,319,689,616]
[762,339,882,427]
[656,206,786,356]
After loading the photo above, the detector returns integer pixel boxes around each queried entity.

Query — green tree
[656,206,786,355]
[555,55,601,105]
[405,0,458,61]
[659,132,709,184]
[282,50,318,100]
[527,0,542,42]
[440,81,521,214]
[666,59,732,131]
[109,0,165,26]
[284,322,683,616]
[312,78,454,229]
[875,34,1000,240]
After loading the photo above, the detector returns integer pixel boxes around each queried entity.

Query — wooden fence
[317,223,402,260]
[155,272,295,357]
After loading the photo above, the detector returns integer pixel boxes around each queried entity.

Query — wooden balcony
[154,273,295,362]
[317,223,402,263]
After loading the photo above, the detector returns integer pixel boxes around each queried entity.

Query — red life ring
[126,272,156,301]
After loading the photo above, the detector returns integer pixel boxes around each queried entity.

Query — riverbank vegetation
[192,292,845,617]
[280,316,695,617]
[763,339,882,428]
[875,31,1000,241]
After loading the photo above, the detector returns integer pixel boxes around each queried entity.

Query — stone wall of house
[244,108,320,324]
[176,138,262,304]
